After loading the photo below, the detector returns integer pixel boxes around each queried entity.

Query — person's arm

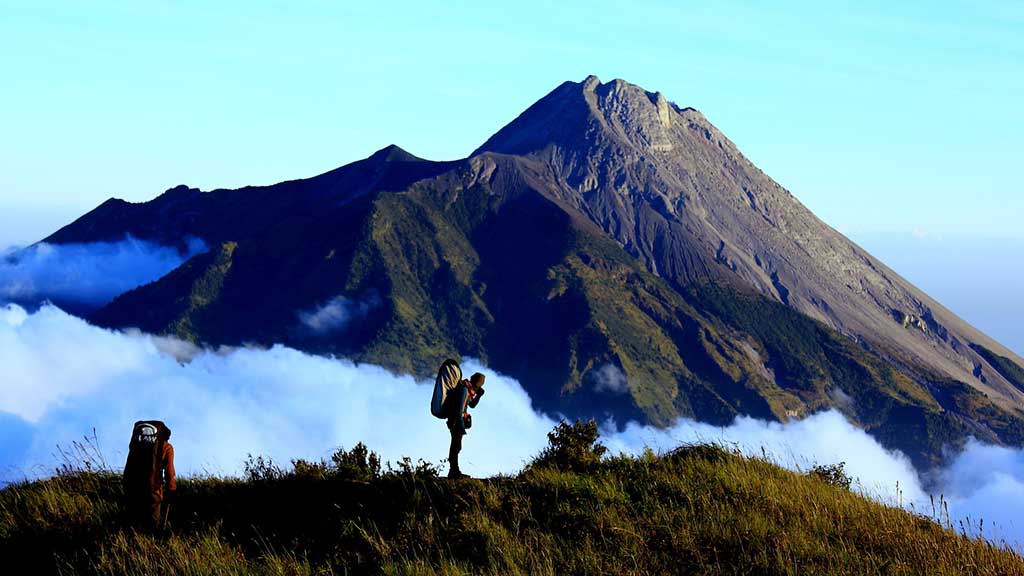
[164,443,177,493]
[451,385,470,434]
[467,387,485,408]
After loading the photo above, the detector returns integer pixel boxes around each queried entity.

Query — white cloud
[0,304,553,480]
[0,304,1023,551]
[589,363,629,395]
[0,237,206,308]
[930,439,1024,546]
[0,303,28,326]
[298,293,380,334]
[827,385,854,409]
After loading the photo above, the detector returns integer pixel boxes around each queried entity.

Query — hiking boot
[447,470,471,479]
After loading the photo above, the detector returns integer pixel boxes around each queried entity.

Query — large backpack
[431,359,462,418]
[123,420,169,495]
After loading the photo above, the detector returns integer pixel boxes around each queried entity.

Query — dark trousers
[127,491,162,531]
[444,385,469,473]
[449,428,464,472]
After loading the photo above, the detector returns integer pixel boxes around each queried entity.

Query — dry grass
[2,427,1022,575]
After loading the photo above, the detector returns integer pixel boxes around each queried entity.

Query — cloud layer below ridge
[0,237,206,309]
[1,303,1023,549]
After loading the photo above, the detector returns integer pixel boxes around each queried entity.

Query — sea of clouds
[1,239,1023,551]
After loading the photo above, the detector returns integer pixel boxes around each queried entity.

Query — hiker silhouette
[430,359,485,478]
[122,420,176,531]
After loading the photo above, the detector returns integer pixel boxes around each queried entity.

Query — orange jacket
[161,442,177,494]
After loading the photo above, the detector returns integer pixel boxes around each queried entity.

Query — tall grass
[2,423,1022,575]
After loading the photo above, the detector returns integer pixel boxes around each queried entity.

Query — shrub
[386,456,441,480]
[290,459,331,481]
[808,462,852,490]
[666,443,736,464]
[331,442,382,482]
[530,419,607,472]
[243,455,285,482]
[243,444,385,483]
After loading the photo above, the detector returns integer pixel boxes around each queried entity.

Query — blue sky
[0,1,1021,351]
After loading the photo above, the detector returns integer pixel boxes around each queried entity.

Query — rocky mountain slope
[45,76,1024,467]
[474,76,1024,410]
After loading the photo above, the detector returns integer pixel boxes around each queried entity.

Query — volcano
[46,76,1024,467]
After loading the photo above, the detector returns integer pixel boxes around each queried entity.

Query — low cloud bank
[0,304,554,480]
[0,237,206,308]
[1,304,1023,550]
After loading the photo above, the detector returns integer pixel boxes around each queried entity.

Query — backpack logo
[136,424,158,444]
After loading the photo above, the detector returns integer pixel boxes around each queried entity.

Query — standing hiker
[122,420,176,531]
[430,359,485,478]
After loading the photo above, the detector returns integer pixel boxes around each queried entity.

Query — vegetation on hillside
[91,241,238,343]
[972,343,1024,394]
[2,421,1022,575]
[691,285,1024,468]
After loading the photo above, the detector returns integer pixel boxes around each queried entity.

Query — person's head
[470,373,485,390]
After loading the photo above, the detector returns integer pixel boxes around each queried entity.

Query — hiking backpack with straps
[431,358,462,419]
[123,420,170,494]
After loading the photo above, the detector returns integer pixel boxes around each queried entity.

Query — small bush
[290,458,331,481]
[666,443,736,464]
[331,442,382,482]
[243,455,284,482]
[243,444,384,483]
[530,419,607,472]
[808,462,852,490]
[386,456,440,480]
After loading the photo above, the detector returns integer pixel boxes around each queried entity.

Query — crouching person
[123,420,176,531]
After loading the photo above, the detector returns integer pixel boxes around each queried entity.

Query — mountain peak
[161,184,202,201]
[580,75,643,94]
[368,144,423,163]
[474,75,691,157]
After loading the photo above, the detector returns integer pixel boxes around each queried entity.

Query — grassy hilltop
[2,422,1022,576]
